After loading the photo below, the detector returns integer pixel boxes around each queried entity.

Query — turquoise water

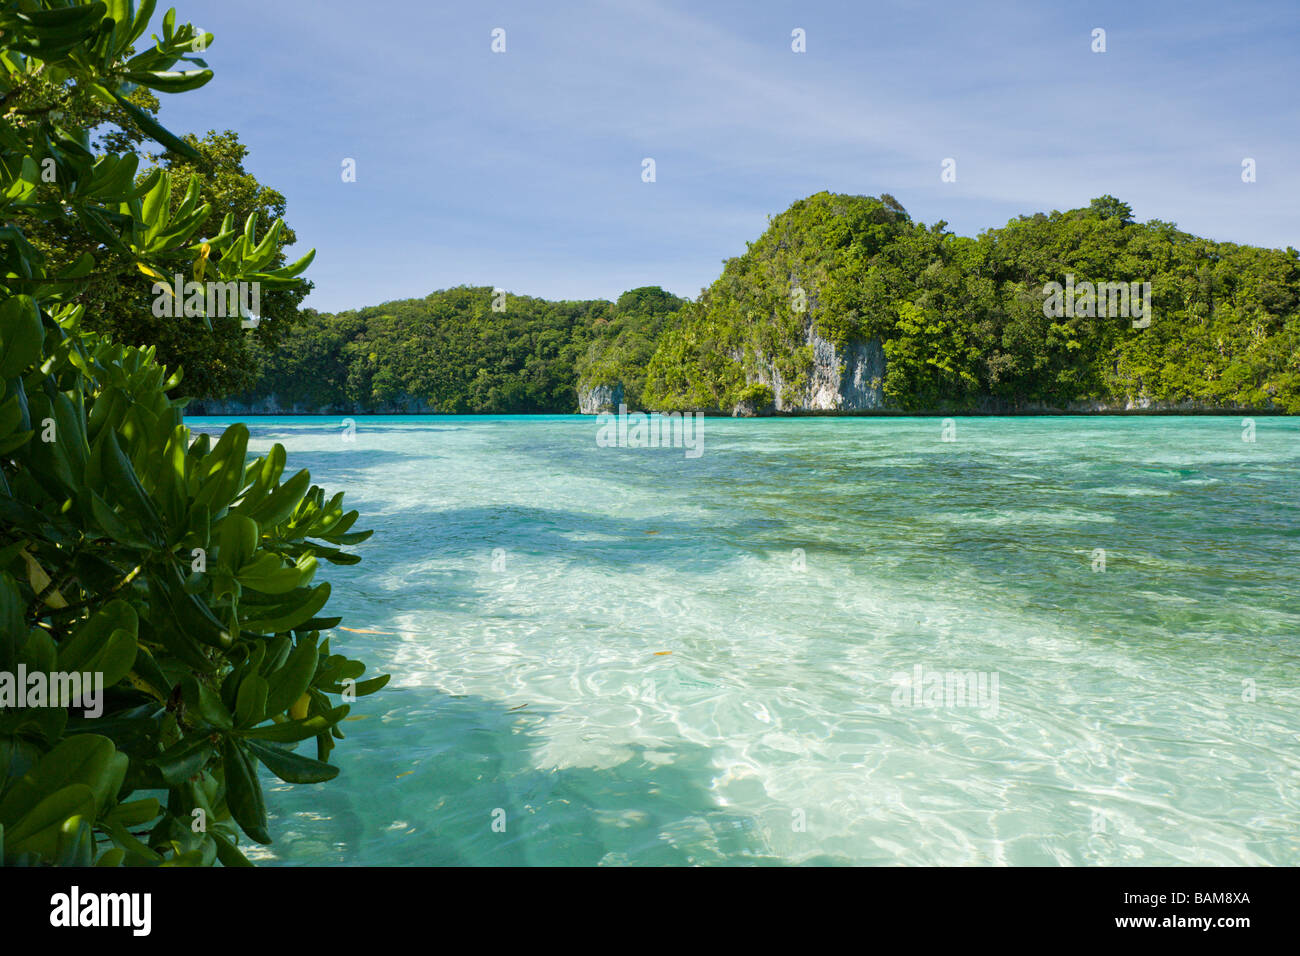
[190,415,1300,866]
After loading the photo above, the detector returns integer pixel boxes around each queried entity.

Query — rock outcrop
[578,382,624,414]
[741,320,886,413]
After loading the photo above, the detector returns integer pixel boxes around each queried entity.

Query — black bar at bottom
[0,865,1282,944]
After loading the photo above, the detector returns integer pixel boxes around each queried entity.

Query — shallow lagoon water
[189,415,1300,866]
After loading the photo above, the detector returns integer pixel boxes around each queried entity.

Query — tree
[1087,195,1134,225]
[0,0,383,866]
[76,129,313,399]
[21,104,312,399]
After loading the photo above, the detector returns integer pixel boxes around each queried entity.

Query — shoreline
[183,407,1289,418]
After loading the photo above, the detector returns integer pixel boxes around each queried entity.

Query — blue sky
[157,0,1299,312]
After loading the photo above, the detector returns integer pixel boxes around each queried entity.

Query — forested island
[191,192,1300,417]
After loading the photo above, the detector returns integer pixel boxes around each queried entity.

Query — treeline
[643,193,1300,412]
[227,286,684,413]
[222,193,1299,414]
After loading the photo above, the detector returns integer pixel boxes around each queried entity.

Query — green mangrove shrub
[0,0,385,866]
